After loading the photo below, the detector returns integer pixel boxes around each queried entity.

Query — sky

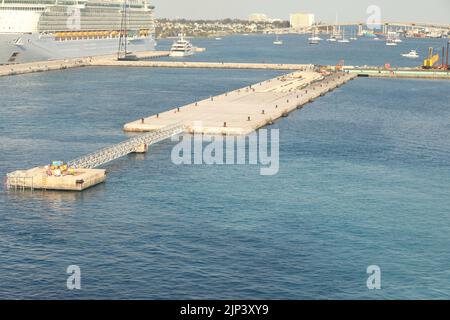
[151,0,450,25]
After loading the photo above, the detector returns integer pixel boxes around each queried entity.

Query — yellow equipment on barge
[423,47,440,69]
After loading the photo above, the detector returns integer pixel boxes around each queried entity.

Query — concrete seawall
[0,51,170,77]
[347,68,450,79]
[92,59,313,71]
[2,52,449,79]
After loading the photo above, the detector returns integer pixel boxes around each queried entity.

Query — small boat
[373,37,381,41]
[215,37,222,40]
[338,30,350,43]
[273,35,283,45]
[386,39,397,46]
[386,31,399,46]
[308,28,322,43]
[308,36,322,41]
[401,50,419,58]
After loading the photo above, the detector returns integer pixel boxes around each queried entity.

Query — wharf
[124,70,357,135]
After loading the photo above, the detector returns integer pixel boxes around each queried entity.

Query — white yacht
[401,50,419,58]
[273,35,283,45]
[169,34,194,57]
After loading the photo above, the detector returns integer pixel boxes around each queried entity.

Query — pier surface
[6,167,106,191]
[124,70,357,135]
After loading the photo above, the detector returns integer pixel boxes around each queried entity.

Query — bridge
[68,122,186,169]
[281,21,450,36]
[317,21,450,30]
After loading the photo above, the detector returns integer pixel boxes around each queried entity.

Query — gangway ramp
[68,123,186,169]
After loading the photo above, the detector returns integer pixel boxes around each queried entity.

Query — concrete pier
[0,51,170,77]
[124,70,357,135]
[91,59,312,71]
[3,53,449,79]
[6,167,106,191]
[345,67,450,79]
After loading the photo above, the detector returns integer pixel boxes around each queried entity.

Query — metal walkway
[68,123,186,169]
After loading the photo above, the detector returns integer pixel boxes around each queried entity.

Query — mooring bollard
[141,118,145,124]
[248,116,251,121]
[223,122,227,127]
[262,110,265,114]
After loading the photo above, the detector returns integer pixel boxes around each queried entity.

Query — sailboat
[273,34,283,45]
[350,30,357,41]
[328,13,340,42]
[117,0,137,61]
[309,28,321,44]
[308,27,322,42]
[338,29,350,43]
[327,34,337,42]
[386,30,398,46]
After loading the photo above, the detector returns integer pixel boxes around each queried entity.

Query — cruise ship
[0,0,156,64]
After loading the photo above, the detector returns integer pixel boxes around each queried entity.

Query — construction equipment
[335,59,344,71]
[422,47,440,69]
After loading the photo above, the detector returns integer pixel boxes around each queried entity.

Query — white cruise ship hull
[0,33,156,64]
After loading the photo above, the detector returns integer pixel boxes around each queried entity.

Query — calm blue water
[1,35,450,299]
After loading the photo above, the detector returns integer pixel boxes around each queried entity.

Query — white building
[290,13,315,29]
[249,13,269,23]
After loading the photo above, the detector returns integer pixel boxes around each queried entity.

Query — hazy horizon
[151,0,449,25]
